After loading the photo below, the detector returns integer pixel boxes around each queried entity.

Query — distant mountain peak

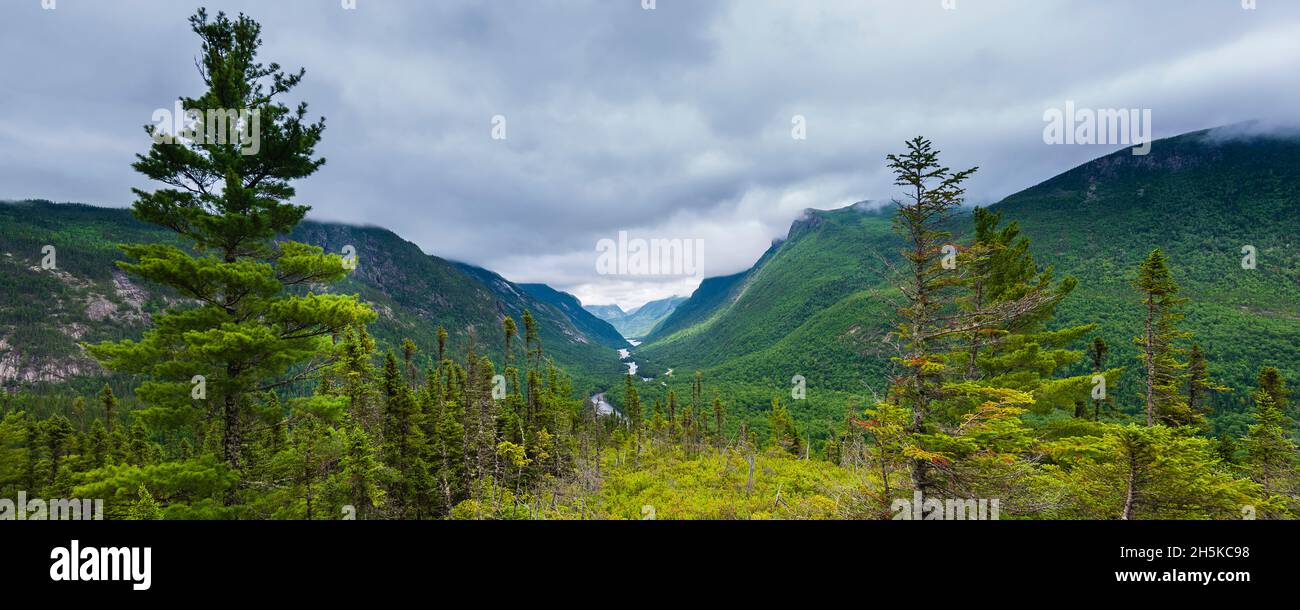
[584,295,686,340]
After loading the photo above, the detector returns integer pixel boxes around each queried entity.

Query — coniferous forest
[2,7,1298,531]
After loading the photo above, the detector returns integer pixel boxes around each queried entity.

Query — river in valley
[591,339,644,415]
[591,392,616,416]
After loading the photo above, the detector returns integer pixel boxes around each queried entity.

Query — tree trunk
[1121,449,1137,520]
[909,371,931,494]
[1144,297,1156,427]
[966,282,983,379]
[305,462,314,520]
[745,453,755,497]
[908,218,933,495]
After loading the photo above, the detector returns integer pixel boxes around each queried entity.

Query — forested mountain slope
[0,200,623,396]
[517,282,628,348]
[636,129,1300,438]
[647,271,748,340]
[993,128,1300,432]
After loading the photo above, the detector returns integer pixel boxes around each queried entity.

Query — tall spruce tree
[1133,249,1191,427]
[622,374,642,433]
[885,136,977,493]
[876,140,1119,511]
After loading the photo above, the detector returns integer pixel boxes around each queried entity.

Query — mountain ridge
[0,200,623,394]
[584,295,687,339]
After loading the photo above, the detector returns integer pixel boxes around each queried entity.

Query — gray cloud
[3,0,1299,310]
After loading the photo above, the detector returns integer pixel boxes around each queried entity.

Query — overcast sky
[3,0,1300,309]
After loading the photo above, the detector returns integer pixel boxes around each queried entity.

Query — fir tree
[42,416,74,489]
[99,384,118,434]
[885,136,977,493]
[522,310,542,367]
[381,351,419,516]
[85,420,110,469]
[1133,249,1191,427]
[712,395,725,446]
[401,338,419,382]
[769,397,804,457]
[1046,423,1255,520]
[436,325,449,363]
[622,374,642,433]
[331,423,387,520]
[432,367,467,513]
[127,421,157,466]
[1186,343,1229,423]
[502,317,518,368]
[855,400,912,518]
[290,407,332,520]
[691,370,703,431]
[71,397,86,433]
[335,326,381,429]
[1244,367,1296,517]
[1086,336,1110,420]
[1105,424,1250,519]
[128,483,165,520]
[1216,433,1240,465]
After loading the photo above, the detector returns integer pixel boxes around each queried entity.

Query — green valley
[2,7,1296,525]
